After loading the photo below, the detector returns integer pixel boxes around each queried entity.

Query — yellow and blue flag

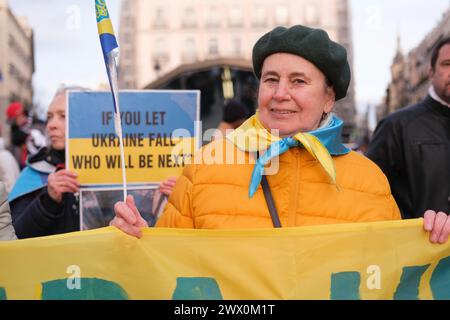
[95,0,118,69]
[95,0,128,199]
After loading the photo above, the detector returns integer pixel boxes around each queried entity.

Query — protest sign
[67,90,199,186]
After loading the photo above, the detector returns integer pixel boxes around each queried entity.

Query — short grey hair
[52,84,90,100]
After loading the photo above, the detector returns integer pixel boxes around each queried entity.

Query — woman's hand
[111,195,148,238]
[424,210,450,244]
[47,170,80,203]
[159,177,178,196]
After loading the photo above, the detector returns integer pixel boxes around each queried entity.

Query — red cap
[6,102,24,120]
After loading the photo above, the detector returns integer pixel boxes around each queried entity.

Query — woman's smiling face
[257,53,335,136]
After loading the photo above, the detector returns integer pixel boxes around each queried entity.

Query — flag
[95,0,118,70]
[95,0,120,115]
[95,0,128,199]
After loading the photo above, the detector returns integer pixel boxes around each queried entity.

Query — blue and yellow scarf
[226,112,350,198]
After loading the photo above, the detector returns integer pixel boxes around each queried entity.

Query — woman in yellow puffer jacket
[111,25,448,244]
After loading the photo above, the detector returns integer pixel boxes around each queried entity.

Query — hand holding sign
[47,170,80,203]
[111,195,148,238]
[159,177,178,196]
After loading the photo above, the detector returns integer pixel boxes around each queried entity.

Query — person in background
[367,37,450,241]
[6,101,29,168]
[0,182,17,241]
[9,87,80,239]
[214,99,250,138]
[0,123,20,193]
[6,101,46,169]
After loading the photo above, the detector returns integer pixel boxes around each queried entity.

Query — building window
[275,6,289,25]
[9,63,23,83]
[122,32,132,42]
[123,15,132,26]
[183,38,197,62]
[8,34,29,66]
[182,7,197,28]
[205,7,220,28]
[229,8,243,28]
[9,63,15,77]
[8,34,14,47]
[153,8,167,29]
[252,8,266,27]
[121,46,131,60]
[153,38,169,68]
[232,37,241,56]
[208,38,219,56]
[305,4,319,25]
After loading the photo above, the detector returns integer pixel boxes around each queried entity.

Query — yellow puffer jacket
[156,139,401,229]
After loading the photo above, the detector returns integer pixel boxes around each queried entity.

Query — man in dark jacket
[367,37,450,243]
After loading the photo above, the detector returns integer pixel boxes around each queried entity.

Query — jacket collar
[307,115,350,156]
[429,86,450,108]
[27,147,64,174]
[28,147,65,166]
[426,95,450,119]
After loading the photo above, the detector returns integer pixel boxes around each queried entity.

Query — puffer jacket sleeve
[386,194,401,221]
[362,156,402,222]
[156,164,196,228]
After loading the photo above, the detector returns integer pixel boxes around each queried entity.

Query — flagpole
[96,0,128,201]
[108,51,128,201]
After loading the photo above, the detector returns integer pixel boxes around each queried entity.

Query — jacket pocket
[413,141,447,161]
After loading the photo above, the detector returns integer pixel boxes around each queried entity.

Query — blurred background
[0,0,449,148]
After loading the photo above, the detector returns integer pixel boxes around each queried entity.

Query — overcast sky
[6,0,450,117]
[351,0,449,112]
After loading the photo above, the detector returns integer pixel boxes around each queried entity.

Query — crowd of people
[0,26,449,252]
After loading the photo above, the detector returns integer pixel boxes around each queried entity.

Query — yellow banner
[0,219,449,300]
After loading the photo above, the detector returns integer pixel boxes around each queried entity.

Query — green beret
[252,25,351,100]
